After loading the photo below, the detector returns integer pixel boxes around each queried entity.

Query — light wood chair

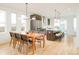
[35,34,45,48]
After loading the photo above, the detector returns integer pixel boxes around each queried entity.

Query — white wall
[41,16,54,29]
[41,16,47,29]
[0,32,10,41]
[74,15,79,48]
[26,19,30,32]
[66,16,74,35]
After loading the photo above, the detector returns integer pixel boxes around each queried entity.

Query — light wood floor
[0,35,79,55]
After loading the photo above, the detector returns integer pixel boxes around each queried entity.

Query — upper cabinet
[30,14,42,20]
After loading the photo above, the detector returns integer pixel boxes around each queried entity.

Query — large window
[11,13,16,31]
[21,15,26,31]
[73,17,77,31]
[53,19,60,31]
[54,19,67,33]
[0,10,6,32]
[60,20,67,32]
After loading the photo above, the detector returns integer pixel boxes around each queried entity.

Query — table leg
[43,36,45,48]
[32,37,36,54]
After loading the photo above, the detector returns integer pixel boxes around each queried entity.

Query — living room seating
[47,30,64,41]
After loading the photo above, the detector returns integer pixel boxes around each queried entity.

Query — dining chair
[15,33,24,52]
[9,32,19,49]
[35,34,45,48]
[9,32,13,46]
[11,33,18,49]
[21,34,33,54]
[9,32,16,47]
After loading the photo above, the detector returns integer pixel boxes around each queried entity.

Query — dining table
[21,31,45,54]
[27,32,45,54]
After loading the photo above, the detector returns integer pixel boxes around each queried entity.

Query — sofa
[46,30,64,41]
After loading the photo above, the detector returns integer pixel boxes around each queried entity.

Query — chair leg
[25,44,29,54]
[9,38,13,46]
[18,41,21,52]
[22,42,29,54]
[18,40,24,52]
[13,38,17,48]
[43,37,45,48]
[40,40,41,47]
[32,41,35,54]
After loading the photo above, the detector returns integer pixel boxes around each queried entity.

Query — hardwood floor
[0,35,79,55]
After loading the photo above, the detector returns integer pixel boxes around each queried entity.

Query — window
[21,15,26,31]
[54,19,60,27]
[11,13,16,31]
[0,10,6,32]
[74,18,77,31]
[60,20,67,32]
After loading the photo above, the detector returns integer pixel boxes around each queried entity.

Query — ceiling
[0,3,79,18]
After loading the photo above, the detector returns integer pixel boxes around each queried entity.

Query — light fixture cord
[25,3,28,17]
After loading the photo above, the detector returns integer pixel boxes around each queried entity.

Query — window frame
[11,13,16,31]
[0,10,6,32]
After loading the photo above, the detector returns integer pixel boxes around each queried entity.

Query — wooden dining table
[21,32,45,54]
[26,32,45,54]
